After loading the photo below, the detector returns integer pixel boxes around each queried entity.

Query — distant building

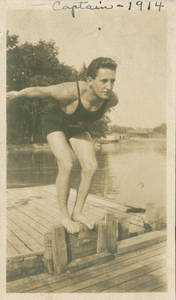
[99,134,119,144]
[127,129,153,138]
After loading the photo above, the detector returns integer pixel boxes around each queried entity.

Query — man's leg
[69,132,98,229]
[47,131,80,234]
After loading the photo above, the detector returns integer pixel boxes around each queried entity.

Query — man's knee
[81,160,98,176]
[57,158,75,173]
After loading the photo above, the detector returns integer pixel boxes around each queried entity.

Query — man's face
[89,68,116,100]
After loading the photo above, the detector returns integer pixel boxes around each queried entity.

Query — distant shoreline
[7,136,166,153]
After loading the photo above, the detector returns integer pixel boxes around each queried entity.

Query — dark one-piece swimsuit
[42,81,108,139]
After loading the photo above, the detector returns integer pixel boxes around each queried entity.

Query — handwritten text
[52,1,165,17]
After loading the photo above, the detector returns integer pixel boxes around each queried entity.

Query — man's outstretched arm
[7,82,87,104]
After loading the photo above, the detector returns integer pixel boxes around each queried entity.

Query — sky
[7,9,167,128]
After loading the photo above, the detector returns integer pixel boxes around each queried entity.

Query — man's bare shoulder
[78,81,88,94]
[47,81,87,102]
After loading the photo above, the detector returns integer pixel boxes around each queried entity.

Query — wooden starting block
[44,214,118,275]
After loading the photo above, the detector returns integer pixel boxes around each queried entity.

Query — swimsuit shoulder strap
[76,80,81,103]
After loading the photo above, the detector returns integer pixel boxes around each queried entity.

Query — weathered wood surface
[7,185,149,258]
[7,253,44,282]
[51,226,68,274]
[68,252,114,273]
[117,230,166,255]
[6,230,166,281]
[6,240,167,293]
[7,241,166,292]
[42,214,117,276]
[43,232,53,274]
[97,214,117,253]
[67,225,98,260]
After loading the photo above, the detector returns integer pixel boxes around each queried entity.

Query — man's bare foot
[72,213,95,230]
[60,215,80,234]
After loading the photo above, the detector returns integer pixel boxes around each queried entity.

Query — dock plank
[17,196,60,222]
[7,241,21,257]
[17,205,50,234]
[7,185,143,253]
[7,185,144,225]
[7,227,31,254]
[25,194,103,229]
[53,255,166,293]
[8,207,47,239]
[7,185,144,241]
[16,204,53,231]
[6,181,166,292]
[76,259,165,293]
[117,230,166,255]
[28,244,165,292]
[103,267,166,292]
[129,274,167,292]
[7,187,106,258]
[31,194,103,224]
[7,242,166,292]
[26,200,62,226]
[8,209,43,246]
[23,199,57,227]
[7,218,42,253]
[152,284,168,292]
[6,241,166,293]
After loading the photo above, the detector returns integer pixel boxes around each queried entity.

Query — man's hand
[7,91,19,102]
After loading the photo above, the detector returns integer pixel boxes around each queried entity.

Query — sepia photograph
[1,1,175,297]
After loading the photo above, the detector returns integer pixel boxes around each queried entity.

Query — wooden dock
[6,184,167,292]
[7,184,147,258]
[7,236,167,293]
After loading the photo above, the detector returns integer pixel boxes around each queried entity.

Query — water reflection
[7,139,166,207]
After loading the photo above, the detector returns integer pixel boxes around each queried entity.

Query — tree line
[111,123,166,136]
[7,32,110,144]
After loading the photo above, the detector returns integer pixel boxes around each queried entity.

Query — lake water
[7,138,166,208]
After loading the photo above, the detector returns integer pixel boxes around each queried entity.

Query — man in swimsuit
[7,57,119,234]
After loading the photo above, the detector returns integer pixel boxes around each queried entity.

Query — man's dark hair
[87,57,117,79]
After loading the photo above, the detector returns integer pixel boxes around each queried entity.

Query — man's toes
[70,222,80,234]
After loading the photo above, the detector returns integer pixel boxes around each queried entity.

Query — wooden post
[97,214,118,254]
[118,217,129,240]
[51,226,68,274]
[97,221,107,253]
[105,214,118,253]
[44,232,54,274]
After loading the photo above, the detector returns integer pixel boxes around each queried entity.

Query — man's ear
[87,76,94,88]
